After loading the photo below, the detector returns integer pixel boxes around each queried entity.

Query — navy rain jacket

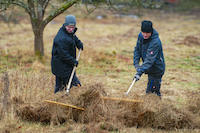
[133,29,165,77]
[51,25,83,78]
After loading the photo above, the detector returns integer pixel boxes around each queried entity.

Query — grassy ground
[0,6,200,133]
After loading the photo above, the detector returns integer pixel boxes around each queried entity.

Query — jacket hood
[151,29,159,40]
[139,29,159,44]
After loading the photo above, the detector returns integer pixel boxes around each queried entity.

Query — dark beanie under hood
[141,20,153,33]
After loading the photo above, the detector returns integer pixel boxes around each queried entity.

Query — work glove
[134,74,141,81]
[74,60,78,67]
[136,66,141,72]
[135,64,141,72]
[77,43,83,50]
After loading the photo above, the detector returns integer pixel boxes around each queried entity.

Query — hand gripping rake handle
[125,78,136,95]
[66,50,82,94]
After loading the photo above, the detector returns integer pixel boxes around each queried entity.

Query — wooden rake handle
[125,78,136,95]
[44,100,84,111]
[66,50,82,94]
[101,96,143,103]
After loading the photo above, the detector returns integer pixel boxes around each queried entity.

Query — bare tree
[0,0,81,57]
[0,0,142,56]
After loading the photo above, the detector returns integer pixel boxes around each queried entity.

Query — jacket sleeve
[56,39,76,65]
[133,35,141,69]
[74,35,83,49]
[137,41,160,76]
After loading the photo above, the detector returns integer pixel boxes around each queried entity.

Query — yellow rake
[101,96,143,103]
[44,100,85,111]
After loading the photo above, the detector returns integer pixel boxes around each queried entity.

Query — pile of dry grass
[136,94,195,130]
[16,100,84,125]
[15,83,107,125]
[111,94,195,130]
[16,104,51,124]
[187,94,200,116]
[186,92,200,128]
[15,83,199,130]
[76,83,109,123]
[81,122,118,133]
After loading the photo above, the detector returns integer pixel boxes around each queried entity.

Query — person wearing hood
[51,15,83,93]
[133,20,165,98]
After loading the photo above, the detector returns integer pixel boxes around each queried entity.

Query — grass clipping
[15,83,199,130]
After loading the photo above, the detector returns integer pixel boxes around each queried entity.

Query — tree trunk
[33,25,44,57]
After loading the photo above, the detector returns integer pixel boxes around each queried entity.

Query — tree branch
[27,0,36,18]
[43,0,50,10]
[41,0,50,18]
[42,0,81,27]
[38,0,50,20]
[10,1,31,14]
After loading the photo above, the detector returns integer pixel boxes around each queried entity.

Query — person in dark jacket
[133,20,165,97]
[51,15,83,93]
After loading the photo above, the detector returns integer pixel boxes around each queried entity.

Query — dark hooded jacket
[51,25,83,77]
[133,29,165,77]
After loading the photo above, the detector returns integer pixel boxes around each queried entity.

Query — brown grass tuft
[14,84,199,130]
[77,83,109,123]
[136,94,195,130]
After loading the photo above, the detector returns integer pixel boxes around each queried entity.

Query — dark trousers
[146,74,163,96]
[54,73,81,93]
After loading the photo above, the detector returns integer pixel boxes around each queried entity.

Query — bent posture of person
[51,15,83,93]
[133,20,165,97]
